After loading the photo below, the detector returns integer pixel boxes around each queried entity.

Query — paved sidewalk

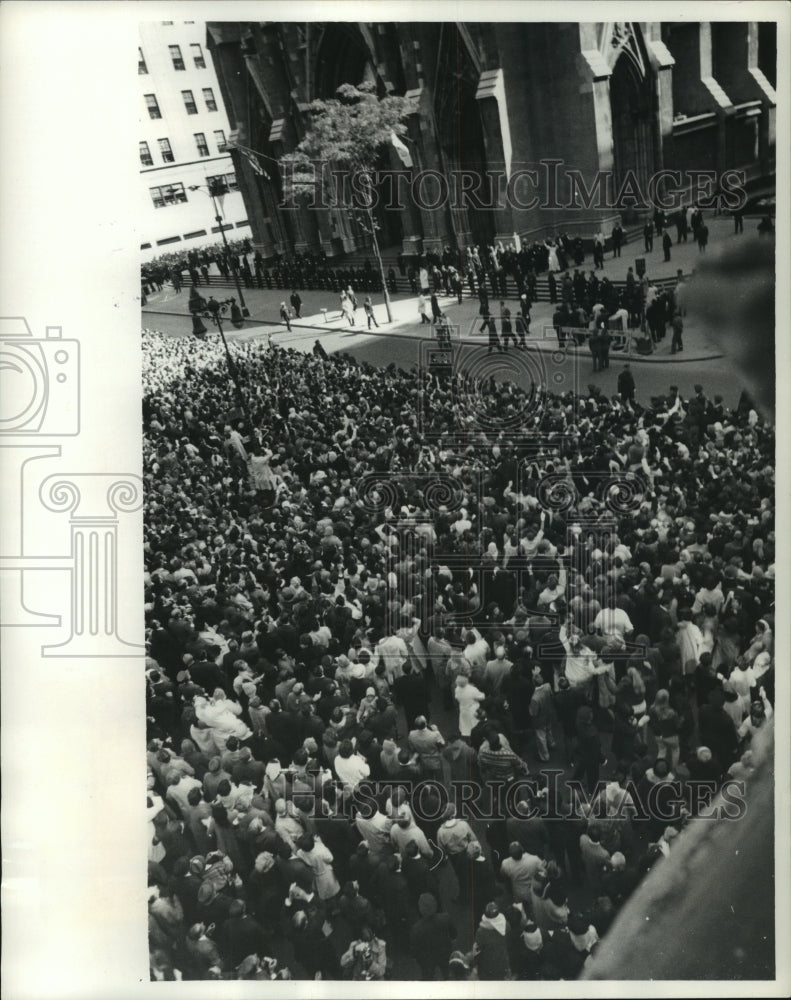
[144,213,762,363]
[220,274,721,364]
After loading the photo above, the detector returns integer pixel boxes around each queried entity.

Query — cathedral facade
[207,20,776,258]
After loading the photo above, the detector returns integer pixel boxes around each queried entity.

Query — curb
[142,309,723,365]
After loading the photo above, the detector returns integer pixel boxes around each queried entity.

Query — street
[143,215,767,409]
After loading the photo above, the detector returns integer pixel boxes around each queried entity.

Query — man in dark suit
[611,222,624,257]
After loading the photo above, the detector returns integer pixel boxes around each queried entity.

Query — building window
[203,87,218,112]
[190,42,206,68]
[139,141,153,166]
[208,173,239,194]
[158,138,175,163]
[206,175,229,195]
[150,183,187,208]
[214,129,227,152]
[169,44,185,70]
[182,90,198,115]
[145,94,161,119]
[138,47,148,74]
[194,133,210,157]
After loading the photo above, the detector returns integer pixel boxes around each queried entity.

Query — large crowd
[141,222,650,305]
[144,327,774,981]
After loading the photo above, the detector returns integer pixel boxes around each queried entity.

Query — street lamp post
[190,296,256,451]
[189,181,250,317]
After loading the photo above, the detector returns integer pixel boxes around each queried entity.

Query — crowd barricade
[543,326,634,353]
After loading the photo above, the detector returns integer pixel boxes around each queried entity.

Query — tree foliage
[280,82,412,202]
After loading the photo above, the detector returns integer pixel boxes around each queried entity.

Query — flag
[242,147,268,180]
[391,130,412,168]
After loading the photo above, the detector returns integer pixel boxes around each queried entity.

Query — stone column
[711,22,776,178]
[475,68,516,244]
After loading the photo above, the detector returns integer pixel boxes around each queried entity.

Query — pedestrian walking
[690,207,702,242]
[279,301,292,332]
[230,299,244,330]
[290,290,302,319]
[500,304,517,351]
[599,325,612,370]
[617,363,635,403]
[588,327,601,372]
[481,312,503,354]
[662,232,672,263]
[341,291,355,326]
[418,294,431,325]
[593,230,605,269]
[552,306,565,348]
[515,312,528,349]
[697,224,709,253]
[611,222,624,258]
[671,312,684,354]
[364,296,379,329]
[643,222,654,252]
[675,209,688,243]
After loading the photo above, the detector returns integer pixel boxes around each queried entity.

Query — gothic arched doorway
[609,51,657,220]
[313,25,404,253]
[434,27,494,248]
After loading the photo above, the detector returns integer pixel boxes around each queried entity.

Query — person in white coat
[676,609,704,675]
[455,675,485,738]
[297,833,340,901]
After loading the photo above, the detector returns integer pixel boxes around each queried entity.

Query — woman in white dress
[340,291,354,326]
[455,675,485,738]
[545,240,561,273]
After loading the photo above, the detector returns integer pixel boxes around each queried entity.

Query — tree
[279,83,412,323]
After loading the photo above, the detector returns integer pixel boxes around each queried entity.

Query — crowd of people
[144,326,774,981]
[140,220,651,306]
